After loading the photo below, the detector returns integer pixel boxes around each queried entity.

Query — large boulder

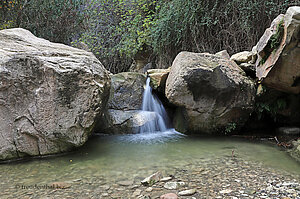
[255,6,300,94]
[97,72,151,134]
[0,28,110,160]
[165,52,256,134]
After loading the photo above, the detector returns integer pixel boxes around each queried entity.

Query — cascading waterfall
[118,77,183,143]
[139,77,171,133]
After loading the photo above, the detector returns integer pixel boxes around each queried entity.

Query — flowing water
[139,77,170,134]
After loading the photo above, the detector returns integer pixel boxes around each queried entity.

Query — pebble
[178,188,196,196]
[145,187,153,192]
[160,177,173,182]
[141,171,162,186]
[117,180,133,186]
[220,189,232,194]
[160,193,178,199]
[132,189,142,197]
[101,193,109,197]
[164,182,185,190]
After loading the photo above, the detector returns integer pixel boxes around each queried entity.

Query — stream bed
[1,133,299,198]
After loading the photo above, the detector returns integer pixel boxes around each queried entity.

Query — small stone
[220,189,232,194]
[141,171,163,186]
[131,185,140,189]
[145,187,153,192]
[101,193,109,197]
[117,180,134,186]
[132,189,142,197]
[160,193,178,199]
[178,189,196,196]
[260,196,268,199]
[282,182,294,186]
[101,185,110,190]
[160,177,173,182]
[164,182,185,190]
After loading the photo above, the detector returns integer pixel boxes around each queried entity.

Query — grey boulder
[165,52,255,134]
[0,28,110,160]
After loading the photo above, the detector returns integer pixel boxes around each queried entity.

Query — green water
[0,134,299,195]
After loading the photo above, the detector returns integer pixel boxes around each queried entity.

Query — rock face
[147,68,170,93]
[108,72,146,110]
[97,72,150,134]
[165,52,255,134]
[0,28,111,160]
[255,6,300,94]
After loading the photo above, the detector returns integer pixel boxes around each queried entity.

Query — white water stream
[139,77,170,133]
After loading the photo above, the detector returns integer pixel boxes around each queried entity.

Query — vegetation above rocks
[1,0,298,73]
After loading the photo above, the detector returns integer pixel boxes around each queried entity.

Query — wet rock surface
[2,157,299,198]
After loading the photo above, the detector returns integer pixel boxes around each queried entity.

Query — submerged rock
[255,6,300,94]
[0,28,110,161]
[165,52,255,134]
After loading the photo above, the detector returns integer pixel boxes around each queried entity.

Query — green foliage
[0,0,20,30]
[225,123,237,134]
[74,0,158,73]
[1,0,298,73]
[270,19,284,49]
[1,0,84,44]
[255,94,287,121]
[150,0,298,67]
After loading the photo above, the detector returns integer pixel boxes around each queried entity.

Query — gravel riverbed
[2,156,299,199]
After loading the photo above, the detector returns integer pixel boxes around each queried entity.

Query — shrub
[1,0,84,44]
[151,0,299,67]
[74,0,157,73]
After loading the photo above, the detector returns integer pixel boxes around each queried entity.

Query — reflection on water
[0,134,299,191]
